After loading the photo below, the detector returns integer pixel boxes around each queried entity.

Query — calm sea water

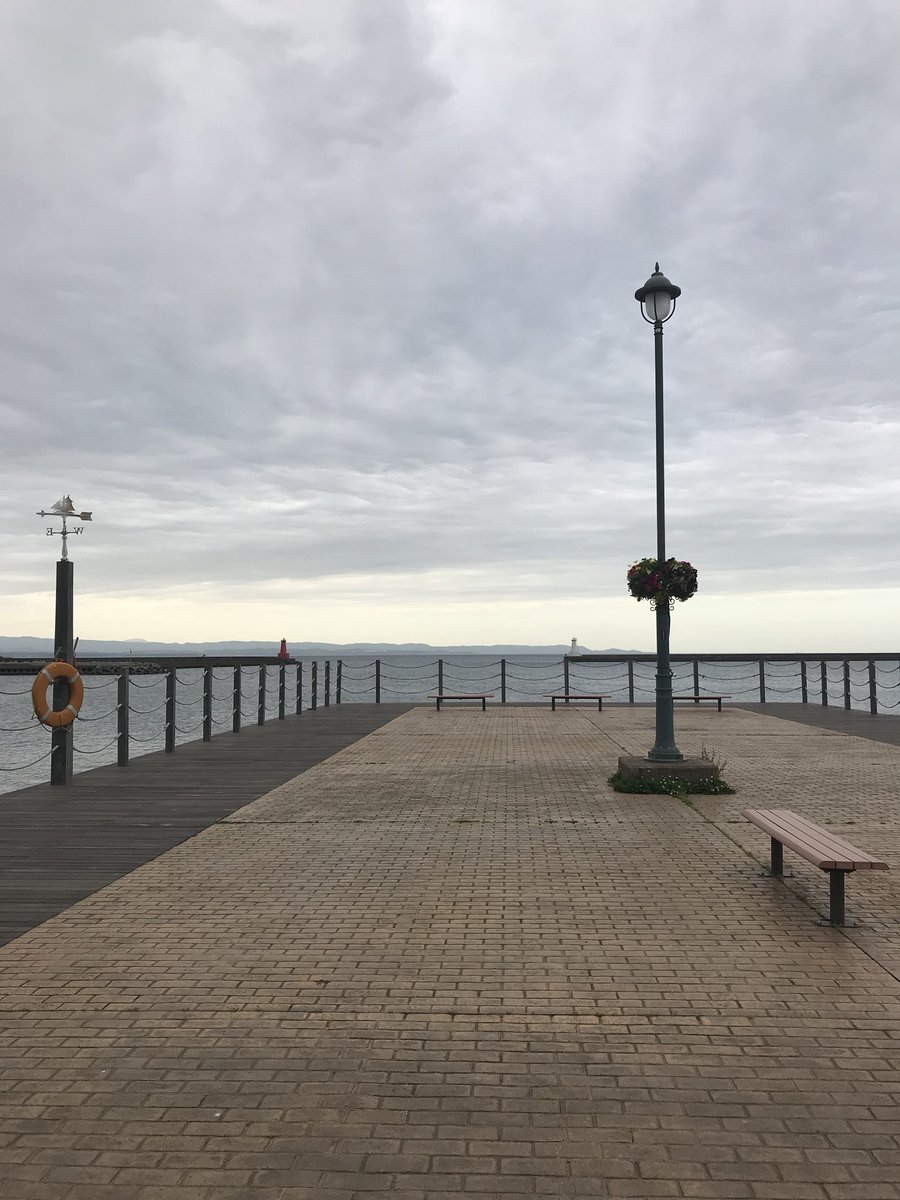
[1,656,896,796]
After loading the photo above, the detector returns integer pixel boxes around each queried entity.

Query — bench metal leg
[770,837,784,877]
[481,698,486,711]
[597,699,602,711]
[828,870,848,926]
[435,699,442,712]
[551,698,556,711]
[717,699,722,711]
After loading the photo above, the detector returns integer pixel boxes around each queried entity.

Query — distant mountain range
[0,636,638,658]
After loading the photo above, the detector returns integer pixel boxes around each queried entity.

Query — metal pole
[257,665,266,725]
[869,661,878,715]
[296,662,303,715]
[50,559,75,785]
[165,667,176,752]
[628,658,634,704]
[374,660,380,704]
[843,660,851,710]
[337,660,342,704]
[202,665,212,741]
[312,661,318,710]
[233,666,241,733]
[324,660,331,707]
[563,658,570,698]
[278,663,286,719]
[692,659,699,694]
[758,661,766,704]
[800,660,808,704]
[648,322,681,761]
[821,661,828,707]
[500,659,506,704]
[438,659,444,694]
[117,668,130,767]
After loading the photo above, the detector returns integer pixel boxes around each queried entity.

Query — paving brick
[1,707,900,1196]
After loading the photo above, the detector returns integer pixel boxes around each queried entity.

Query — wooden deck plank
[0,704,413,946]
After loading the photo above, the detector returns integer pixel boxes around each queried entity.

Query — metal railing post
[311,661,318,710]
[324,660,331,707]
[278,663,286,719]
[202,665,212,742]
[869,661,878,714]
[438,659,444,694]
[563,658,570,696]
[692,659,699,694]
[233,666,241,733]
[337,660,343,704]
[628,659,634,704]
[821,661,828,706]
[843,660,851,710]
[117,668,130,766]
[165,667,176,752]
[296,662,303,714]
[374,659,380,704]
[50,559,74,785]
[257,665,266,725]
[758,660,766,703]
[800,660,808,704]
[501,659,506,704]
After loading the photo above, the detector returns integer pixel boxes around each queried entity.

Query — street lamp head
[635,262,681,324]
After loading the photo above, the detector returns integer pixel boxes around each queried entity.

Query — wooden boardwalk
[737,701,900,746]
[0,703,412,947]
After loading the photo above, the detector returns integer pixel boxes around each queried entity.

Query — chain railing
[305,654,900,714]
[2,654,899,792]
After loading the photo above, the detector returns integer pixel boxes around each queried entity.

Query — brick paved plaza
[2,705,900,1198]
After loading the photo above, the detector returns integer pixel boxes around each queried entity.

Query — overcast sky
[1,0,898,651]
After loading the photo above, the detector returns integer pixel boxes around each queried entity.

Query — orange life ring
[32,660,84,728]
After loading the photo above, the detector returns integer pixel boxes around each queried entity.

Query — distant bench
[429,693,493,712]
[672,693,730,711]
[546,694,611,712]
[744,807,888,926]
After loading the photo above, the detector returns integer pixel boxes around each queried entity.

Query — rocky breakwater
[0,658,166,676]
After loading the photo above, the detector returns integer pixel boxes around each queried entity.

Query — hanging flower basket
[627,557,698,609]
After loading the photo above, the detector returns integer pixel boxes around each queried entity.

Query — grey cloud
[1,0,899,638]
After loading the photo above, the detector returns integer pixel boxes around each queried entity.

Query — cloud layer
[1,0,898,648]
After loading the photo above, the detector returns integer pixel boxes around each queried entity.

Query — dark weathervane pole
[35,496,92,785]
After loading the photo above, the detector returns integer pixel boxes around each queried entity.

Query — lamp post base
[617,755,721,787]
[647,746,684,763]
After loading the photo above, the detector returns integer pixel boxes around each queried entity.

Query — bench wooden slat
[744,807,888,871]
[672,694,729,711]
[428,693,493,711]
[546,693,610,711]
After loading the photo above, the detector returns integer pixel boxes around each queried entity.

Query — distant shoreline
[0,637,638,657]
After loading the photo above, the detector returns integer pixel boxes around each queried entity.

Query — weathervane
[36,496,92,560]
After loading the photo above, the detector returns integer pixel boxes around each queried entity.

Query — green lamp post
[635,263,683,762]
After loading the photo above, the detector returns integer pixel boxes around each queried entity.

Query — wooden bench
[429,693,493,712]
[546,694,611,711]
[672,693,730,711]
[744,807,888,926]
